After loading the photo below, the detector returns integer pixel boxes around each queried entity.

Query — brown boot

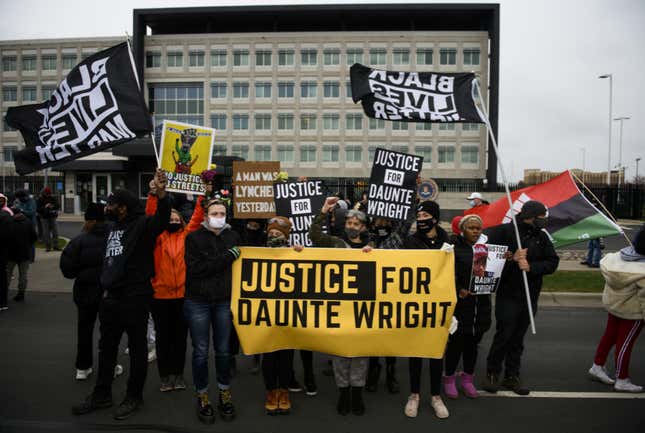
[265,389,279,415]
[277,389,291,414]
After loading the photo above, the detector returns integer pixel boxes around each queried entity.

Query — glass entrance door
[93,174,111,203]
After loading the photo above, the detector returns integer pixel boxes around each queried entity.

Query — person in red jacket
[145,181,208,392]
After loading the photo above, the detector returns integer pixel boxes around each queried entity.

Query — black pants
[409,357,442,396]
[75,301,101,370]
[298,350,314,379]
[94,296,150,400]
[151,298,187,378]
[0,258,7,307]
[486,297,536,378]
[369,356,396,368]
[444,332,484,376]
[262,350,294,390]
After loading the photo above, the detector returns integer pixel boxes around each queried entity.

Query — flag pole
[473,79,537,335]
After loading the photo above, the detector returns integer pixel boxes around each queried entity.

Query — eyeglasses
[268,217,291,227]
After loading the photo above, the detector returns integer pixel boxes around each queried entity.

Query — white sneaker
[148,348,157,363]
[404,394,419,418]
[431,396,449,419]
[614,378,643,393]
[76,368,93,380]
[588,364,615,385]
[114,364,124,378]
[124,347,129,355]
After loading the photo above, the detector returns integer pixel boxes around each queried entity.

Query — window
[167,52,183,67]
[461,145,479,164]
[369,118,385,130]
[322,145,339,162]
[41,86,56,100]
[416,123,433,131]
[300,114,317,130]
[3,115,16,132]
[256,50,272,66]
[255,114,271,130]
[415,146,433,162]
[416,49,433,65]
[255,82,271,98]
[346,81,352,98]
[391,145,409,154]
[2,56,16,71]
[346,146,362,162]
[211,82,227,99]
[254,145,272,161]
[300,81,317,98]
[278,114,294,130]
[463,49,480,66]
[231,145,248,159]
[323,114,339,130]
[22,56,36,71]
[3,146,17,162]
[438,145,455,163]
[440,48,456,65]
[346,48,363,65]
[323,81,339,98]
[278,49,294,66]
[370,48,386,65]
[462,123,480,131]
[146,52,160,68]
[233,114,249,130]
[233,50,249,66]
[189,51,204,67]
[323,49,340,65]
[392,122,407,131]
[233,82,249,98]
[278,82,294,98]
[277,145,294,162]
[2,86,17,102]
[301,49,317,66]
[212,145,227,156]
[42,55,57,70]
[300,146,316,162]
[393,49,410,65]
[346,114,362,130]
[368,146,377,162]
[210,114,226,130]
[149,84,204,125]
[439,123,456,131]
[211,49,227,66]
[22,86,36,102]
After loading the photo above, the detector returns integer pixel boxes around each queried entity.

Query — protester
[403,200,450,419]
[444,215,492,399]
[353,191,368,213]
[451,215,463,236]
[310,197,373,416]
[13,189,38,261]
[581,238,604,268]
[588,224,645,393]
[72,169,170,420]
[0,193,14,216]
[145,182,206,393]
[184,198,241,423]
[466,192,488,208]
[37,187,60,251]
[0,205,13,311]
[6,207,37,302]
[481,200,559,395]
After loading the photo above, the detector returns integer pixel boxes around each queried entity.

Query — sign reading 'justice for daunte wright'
[273,180,326,247]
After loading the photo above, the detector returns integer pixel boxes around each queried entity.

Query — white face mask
[469,200,476,208]
[209,216,226,229]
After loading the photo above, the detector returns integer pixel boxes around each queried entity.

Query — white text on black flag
[274,181,325,247]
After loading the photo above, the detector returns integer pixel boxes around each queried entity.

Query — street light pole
[599,74,613,185]
[613,116,630,187]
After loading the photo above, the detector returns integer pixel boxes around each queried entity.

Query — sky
[1,0,644,182]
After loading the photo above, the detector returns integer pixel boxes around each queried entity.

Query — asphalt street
[0,293,643,433]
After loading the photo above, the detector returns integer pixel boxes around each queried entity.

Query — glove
[449,316,459,335]
[228,246,241,260]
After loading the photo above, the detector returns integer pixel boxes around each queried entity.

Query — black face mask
[345,228,361,239]
[267,236,288,248]
[416,218,435,234]
[375,226,392,238]
[533,217,547,230]
[167,223,182,233]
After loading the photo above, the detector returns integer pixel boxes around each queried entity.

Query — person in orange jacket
[145,181,210,392]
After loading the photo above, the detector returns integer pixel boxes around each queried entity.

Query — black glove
[227,246,241,260]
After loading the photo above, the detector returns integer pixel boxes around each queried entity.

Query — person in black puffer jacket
[443,214,492,400]
[60,203,110,380]
[7,207,37,302]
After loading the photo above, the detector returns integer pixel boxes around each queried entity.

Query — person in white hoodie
[588,224,645,393]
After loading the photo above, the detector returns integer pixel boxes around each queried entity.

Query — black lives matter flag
[5,42,152,175]
[350,63,485,123]
[368,148,423,222]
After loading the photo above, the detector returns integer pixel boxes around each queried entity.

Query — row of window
[1,85,57,102]
[145,47,480,68]
[1,53,91,72]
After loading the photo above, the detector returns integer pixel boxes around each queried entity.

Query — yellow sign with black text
[231,247,456,358]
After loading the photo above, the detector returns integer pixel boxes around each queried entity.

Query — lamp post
[599,74,613,185]
[613,116,630,186]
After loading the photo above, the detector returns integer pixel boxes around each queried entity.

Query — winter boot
[460,372,479,398]
[336,387,351,415]
[385,363,400,394]
[365,361,381,392]
[443,374,458,399]
[351,386,365,415]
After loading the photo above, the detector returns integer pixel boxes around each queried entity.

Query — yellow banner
[231,247,456,358]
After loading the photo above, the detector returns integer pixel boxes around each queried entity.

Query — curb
[540,292,602,308]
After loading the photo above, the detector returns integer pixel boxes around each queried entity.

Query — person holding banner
[443,215,492,399]
[184,198,242,423]
[402,200,451,419]
[481,201,559,396]
[309,197,373,416]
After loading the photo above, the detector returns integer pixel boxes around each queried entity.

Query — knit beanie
[417,200,440,221]
[84,202,105,221]
[519,200,547,219]
[106,189,140,214]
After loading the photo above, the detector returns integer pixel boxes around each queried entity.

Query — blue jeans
[184,299,232,393]
[586,239,601,266]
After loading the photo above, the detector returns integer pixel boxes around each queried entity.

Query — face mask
[267,236,287,248]
[416,218,435,234]
[104,208,119,222]
[533,218,547,230]
[345,228,361,239]
[376,226,391,238]
[209,216,226,229]
[167,223,182,233]
[469,200,476,208]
